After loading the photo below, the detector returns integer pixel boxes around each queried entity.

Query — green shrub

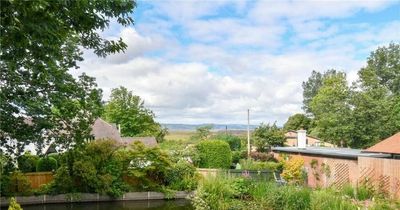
[212,134,241,151]
[196,140,232,169]
[265,185,311,210]
[239,159,281,171]
[8,197,22,210]
[191,176,235,210]
[36,157,57,172]
[231,151,241,164]
[17,152,39,173]
[166,160,200,191]
[2,171,32,196]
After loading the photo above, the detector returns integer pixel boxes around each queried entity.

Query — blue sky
[77,0,400,125]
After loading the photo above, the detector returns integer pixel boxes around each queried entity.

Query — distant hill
[162,123,258,131]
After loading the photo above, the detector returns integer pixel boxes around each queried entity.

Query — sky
[75,0,400,125]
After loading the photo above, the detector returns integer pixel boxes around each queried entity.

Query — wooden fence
[25,172,54,189]
[358,157,400,199]
[196,168,274,181]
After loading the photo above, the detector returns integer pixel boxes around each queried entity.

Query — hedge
[196,140,232,169]
[36,157,58,172]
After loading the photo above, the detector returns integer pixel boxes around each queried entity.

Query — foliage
[253,123,285,152]
[196,140,232,169]
[1,171,32,197]
[17,152,39,173]
[8,197,22,210]
[302,43,400,148]
[191,176,235,210]
[231,151,242,164]
[281,156,305,185]
[166,160,200,191]
[103,86,164,141]
[249,151,276,162]
[211,134,241,151]
[283,114,312,132]
[120,141,173,191]
[302,69,340,114]
[0,0,135,155]
[36,157,57,172]
[49,139,129,197]
[310,71,352,146]
[310,189,359,210]
[191,125,213,141]
[239,159,282,171]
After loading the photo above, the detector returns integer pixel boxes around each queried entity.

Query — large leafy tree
[283,113,311,132]
[253,123,285,152]
[0,0,136,155]
[349,43,400,148]
[103,86,165,141]
[310,72,352,146]
[302,69,339,115]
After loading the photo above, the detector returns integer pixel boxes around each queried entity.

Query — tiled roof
[120,137,158,147]
[90,118,122,141]
[364,132,400,154]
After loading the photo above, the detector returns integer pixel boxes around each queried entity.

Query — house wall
[274,152,359,188]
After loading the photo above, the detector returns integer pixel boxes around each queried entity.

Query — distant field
[165,130,195,140]
[165,130,249,141]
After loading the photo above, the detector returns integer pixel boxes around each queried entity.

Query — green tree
[253,123,285,152]
[191,125,213,141]
[103,86,164,140]
[283,113,311,132]
[310,72,352,146]
[302,69,340,115]
[349,43,400,148]
[0,0,136,155]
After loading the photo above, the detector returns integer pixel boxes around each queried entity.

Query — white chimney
[297,130,307,149]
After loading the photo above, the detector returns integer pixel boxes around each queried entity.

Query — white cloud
[74,0,399,126]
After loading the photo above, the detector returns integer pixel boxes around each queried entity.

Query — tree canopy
[302,42,400,148]
[0,0,136,155]
[283,114,311,132]
[103,86,166,142]
[253,123,285,152]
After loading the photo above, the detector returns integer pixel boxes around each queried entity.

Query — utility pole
[247,109,250,158]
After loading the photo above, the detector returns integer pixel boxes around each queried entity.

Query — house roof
[90,118,122,141]
[364,132,400,154]
[120,137,158,147]
[272,146,391,159]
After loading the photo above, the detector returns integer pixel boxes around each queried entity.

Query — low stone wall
[0,191,191,206]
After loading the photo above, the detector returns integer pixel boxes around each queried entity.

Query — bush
[2,171,32,196]
[231,151,241,164]
[281,156,305,184]
[212,134,241,151]
[249,152,276,162]
[166,160,200,191]
[196,140,232,169]
[191,176,235,210]
[17,152,39,173]
[239,159,282,171]
[8,197,22,210]
[36,157,57,172]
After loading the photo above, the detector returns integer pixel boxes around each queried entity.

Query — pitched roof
[120,137,158,147]
[90,118,121,141]
[364,132,400,154]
